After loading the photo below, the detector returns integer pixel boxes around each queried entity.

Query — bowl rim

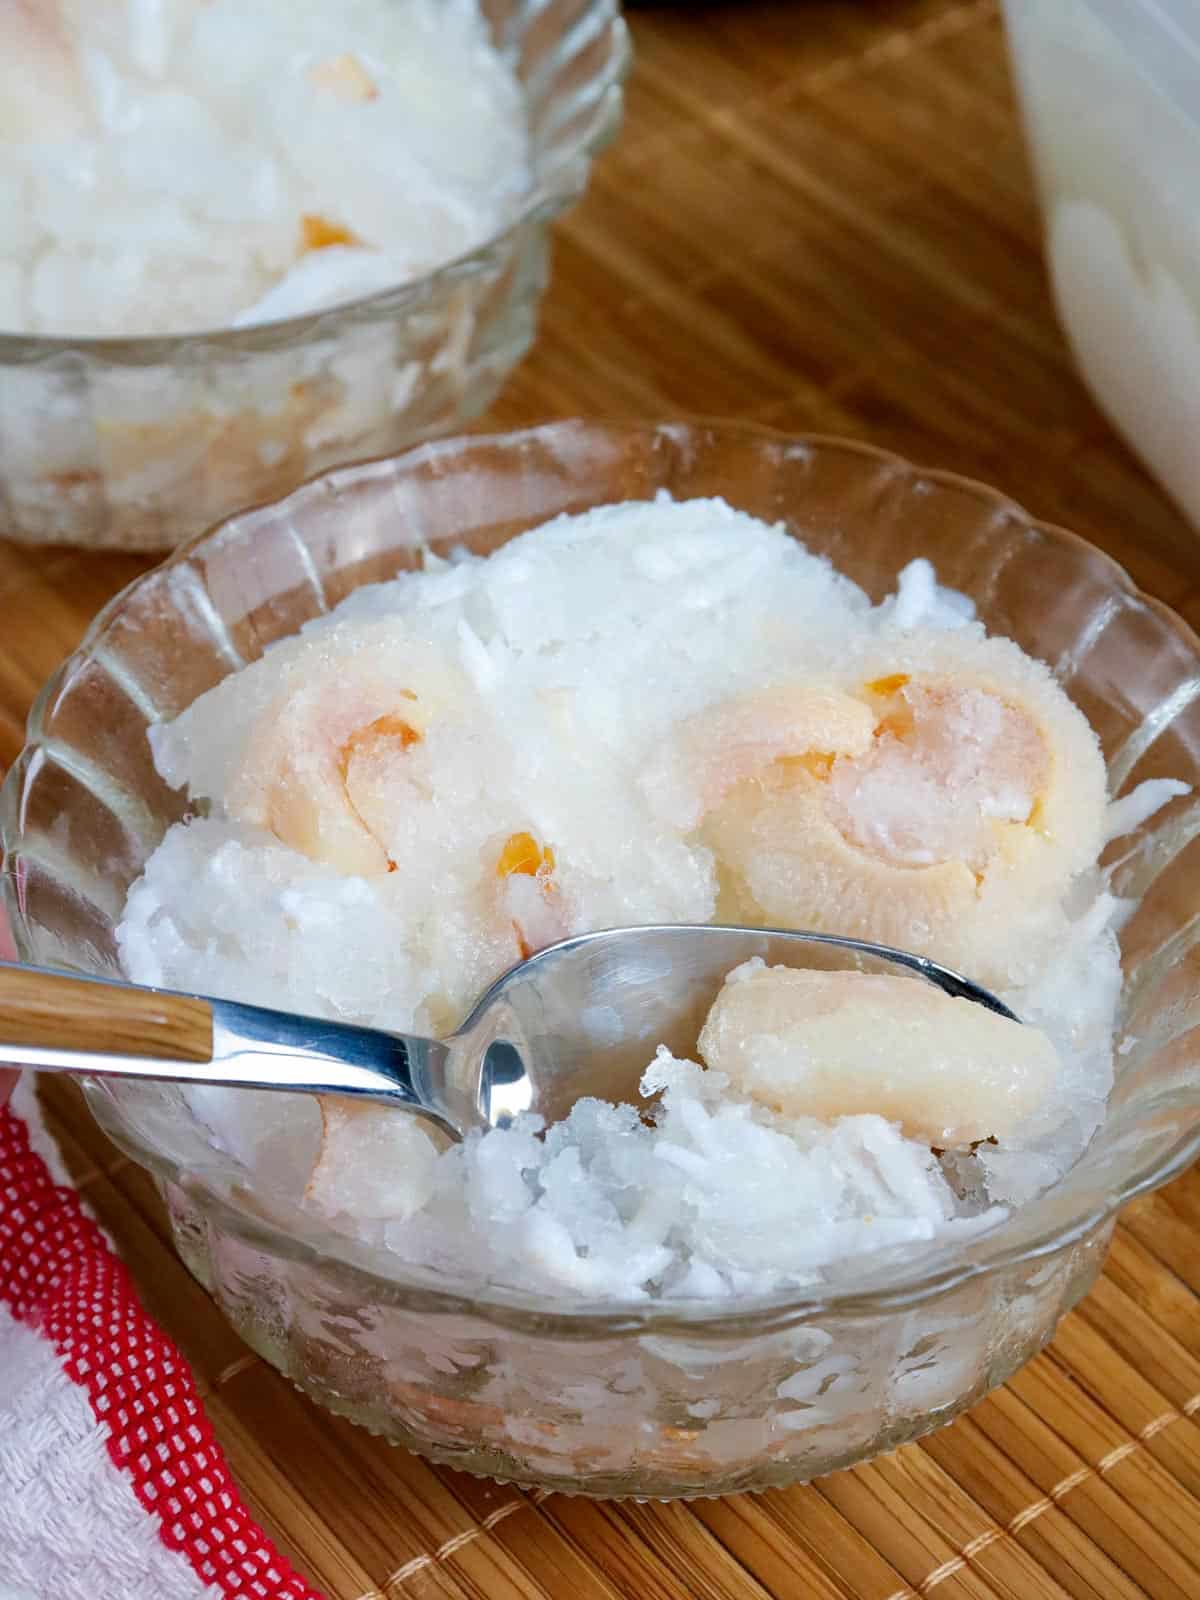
[6,416,1200,1335]
[0,2,630,358]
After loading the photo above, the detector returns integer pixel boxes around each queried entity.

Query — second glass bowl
[0,0,628,552]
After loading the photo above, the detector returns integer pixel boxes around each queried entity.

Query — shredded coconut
[117,499,1141,1300]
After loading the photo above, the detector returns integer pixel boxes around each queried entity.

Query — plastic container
[1002,0,1200,525]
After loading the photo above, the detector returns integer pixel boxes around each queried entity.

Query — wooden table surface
[11,2,1200,1597]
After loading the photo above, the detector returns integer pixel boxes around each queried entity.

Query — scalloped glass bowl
[5,422,1200,1499]
[0,0,628,553]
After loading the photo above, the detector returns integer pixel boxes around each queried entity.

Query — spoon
[0,926,1016,1141]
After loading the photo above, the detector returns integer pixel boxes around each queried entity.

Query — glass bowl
[4,421,1200,1500]
[0,0,628,553]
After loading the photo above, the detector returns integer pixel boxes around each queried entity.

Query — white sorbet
[0,0,530,335]
[117,496,1178,1301]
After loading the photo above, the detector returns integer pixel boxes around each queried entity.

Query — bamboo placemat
[6,2,1200,1596]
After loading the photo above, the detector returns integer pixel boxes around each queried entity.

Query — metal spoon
[0,927,1016,1141]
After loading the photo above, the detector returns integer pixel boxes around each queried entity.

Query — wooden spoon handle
[0,961,213,1064]
[0,961,459,1137]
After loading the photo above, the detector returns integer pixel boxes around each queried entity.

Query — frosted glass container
[1003,0,1200,527]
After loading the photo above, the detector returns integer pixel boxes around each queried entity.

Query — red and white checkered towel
[0,931,324,1599]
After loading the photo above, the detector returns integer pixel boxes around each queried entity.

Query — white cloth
[0,1307,218,1600]
[0,1079,221,1600]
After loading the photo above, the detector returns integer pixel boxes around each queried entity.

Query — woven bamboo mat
[6,1,1200,1596]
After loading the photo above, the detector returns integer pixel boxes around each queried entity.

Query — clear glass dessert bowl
[0,0,628,553]
[4,421,1200,1500]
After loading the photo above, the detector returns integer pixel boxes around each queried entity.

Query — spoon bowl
[0,925,1016,1141]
